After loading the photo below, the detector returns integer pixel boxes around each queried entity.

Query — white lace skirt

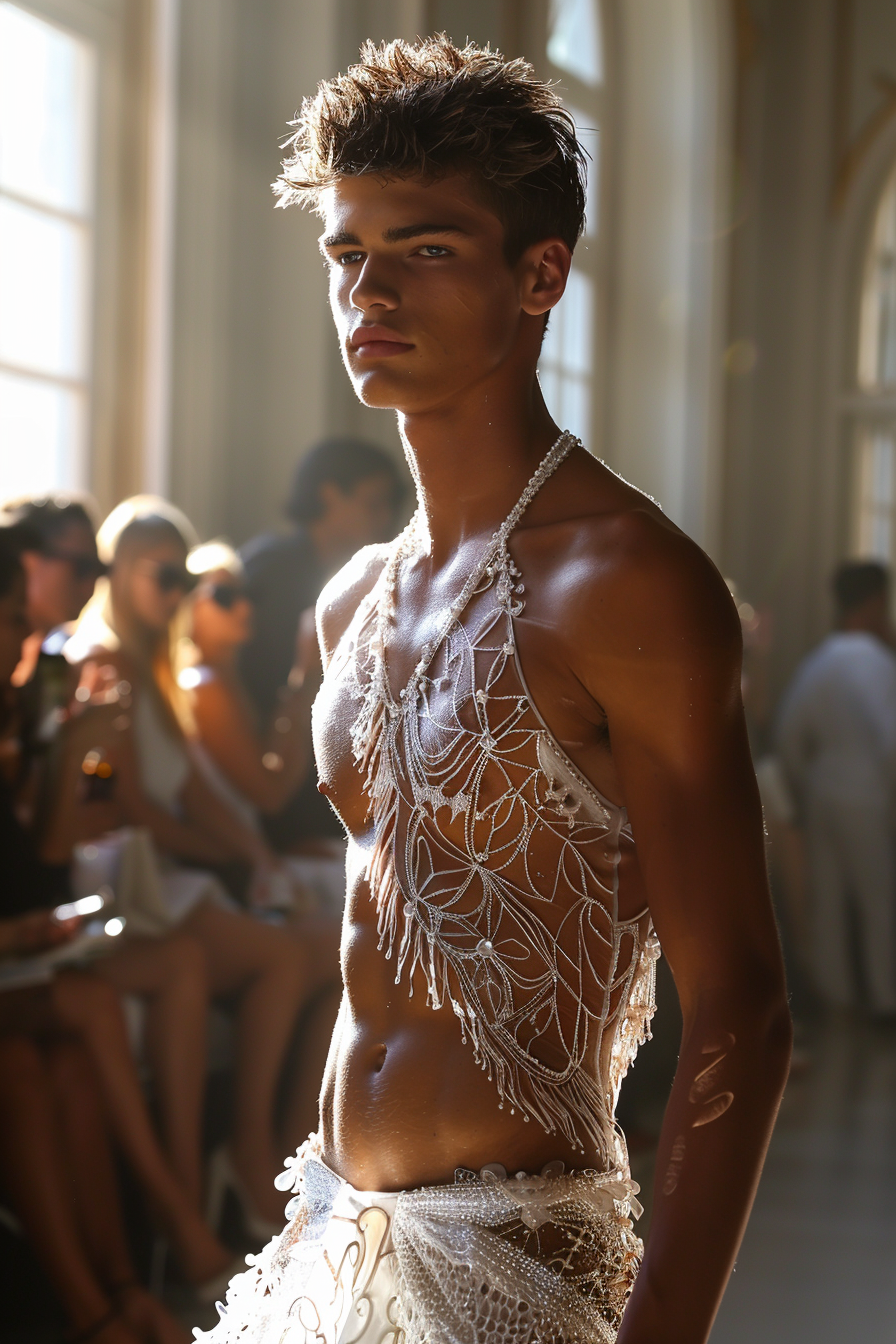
[197,1137,643,1344]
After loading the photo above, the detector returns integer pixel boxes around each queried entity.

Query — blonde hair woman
[67,498,335,1229]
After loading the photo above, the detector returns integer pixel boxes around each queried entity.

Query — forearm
[618,986,792,1344]
[119,790,226,864]
[180,771,271,866]
[255,680,318,812]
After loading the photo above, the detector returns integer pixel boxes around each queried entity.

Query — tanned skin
[310,170,792,1344]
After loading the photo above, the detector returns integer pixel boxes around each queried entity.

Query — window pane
[547,0,602,87]
[858,168,896,390]
[559,375,590,443]
[541,268,593,376]
[0,371,83,495]
[855,423,896,560]
[0,3,94,214]
[0,197,88,378]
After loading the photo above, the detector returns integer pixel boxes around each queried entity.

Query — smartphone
[53,892,105,923]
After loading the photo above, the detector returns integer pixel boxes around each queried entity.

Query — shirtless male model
[205,36,791,1344]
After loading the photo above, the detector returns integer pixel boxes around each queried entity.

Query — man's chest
[312,561,619,845]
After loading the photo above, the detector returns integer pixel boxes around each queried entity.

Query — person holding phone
[0,524,238,1342]
[0,496,221,1214]
[65,497,338,1228]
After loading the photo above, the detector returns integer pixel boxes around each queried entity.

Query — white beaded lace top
[340,431,660,1168]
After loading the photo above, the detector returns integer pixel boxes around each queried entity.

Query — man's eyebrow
[381,223,468,243]
[319,223,468,251]
[319,229,361,250]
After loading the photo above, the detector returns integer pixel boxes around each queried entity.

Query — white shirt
[777,631,896,806]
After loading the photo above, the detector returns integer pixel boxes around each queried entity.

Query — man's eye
[417,245,450,258]
[334,251,364,266]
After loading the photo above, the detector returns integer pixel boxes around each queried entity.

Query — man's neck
[397,375,561,565]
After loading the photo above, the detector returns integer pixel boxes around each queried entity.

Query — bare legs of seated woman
[98,908,342,1227]
[0,1033,186,1344]
[180,903,337,1225]
[48,969,233,1285]
[96,932,209,1209]
[280,912,343,1150]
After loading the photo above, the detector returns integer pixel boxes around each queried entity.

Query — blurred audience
[0,525,234,1342]
[778,561,896,1017]
[238,437,403,852]
[61,496,338,1226]
[0,499,217,1214]
[179,542,319,825]
[178,542,347,918]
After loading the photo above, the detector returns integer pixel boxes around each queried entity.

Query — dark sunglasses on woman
[203,581,247,611]
[150,562,198,594]
[42,549,109,582]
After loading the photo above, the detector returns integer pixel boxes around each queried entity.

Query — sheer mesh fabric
[343,433,660,1164]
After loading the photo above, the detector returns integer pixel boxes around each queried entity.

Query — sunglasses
[43,549,109,582]
[202,581,247,611]
[145,561,198,594]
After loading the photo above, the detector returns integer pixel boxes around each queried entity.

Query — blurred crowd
[0,438,403,1344]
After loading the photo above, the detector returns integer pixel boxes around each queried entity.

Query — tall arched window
[852,164,896,559]
[534,0,606,453]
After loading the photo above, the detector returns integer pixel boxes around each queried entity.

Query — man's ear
[518,239,572,319]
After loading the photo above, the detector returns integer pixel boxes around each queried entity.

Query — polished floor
[711,1018,896,1342]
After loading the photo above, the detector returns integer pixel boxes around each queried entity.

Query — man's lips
[349,325,414,358]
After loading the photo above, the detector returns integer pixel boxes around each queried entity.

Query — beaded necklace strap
[375,431,577,709]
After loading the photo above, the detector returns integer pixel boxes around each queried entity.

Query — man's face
[22,521,102,633]
[319,172,554,414]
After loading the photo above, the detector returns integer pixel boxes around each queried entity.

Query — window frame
[0,0,100,494]
[518,0,611,459]
[848,160,896,564]
[0,0,137,511]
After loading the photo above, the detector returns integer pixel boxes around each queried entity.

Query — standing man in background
[238,437,403,850]
[779,561,896,1016]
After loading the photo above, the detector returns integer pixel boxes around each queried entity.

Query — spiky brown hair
[275,34,587,262]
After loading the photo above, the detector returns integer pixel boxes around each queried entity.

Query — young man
[238,437,403,851]
[206,37,791,1344]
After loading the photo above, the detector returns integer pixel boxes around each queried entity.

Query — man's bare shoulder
[524,458,740,673]
[316,543,390,665]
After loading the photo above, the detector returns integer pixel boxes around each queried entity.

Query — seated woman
[0,527,233,1341]
[3,495,212,1212]
[179,543,345,914]
[65,497,339,1227]
[0,913,190,1344]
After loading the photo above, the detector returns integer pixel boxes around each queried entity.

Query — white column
[141,0,180,498]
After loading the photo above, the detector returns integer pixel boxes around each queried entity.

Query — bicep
[586,578,779,1013]
[615,702,777,1012]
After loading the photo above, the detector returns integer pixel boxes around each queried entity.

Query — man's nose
[349,256,399,313]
